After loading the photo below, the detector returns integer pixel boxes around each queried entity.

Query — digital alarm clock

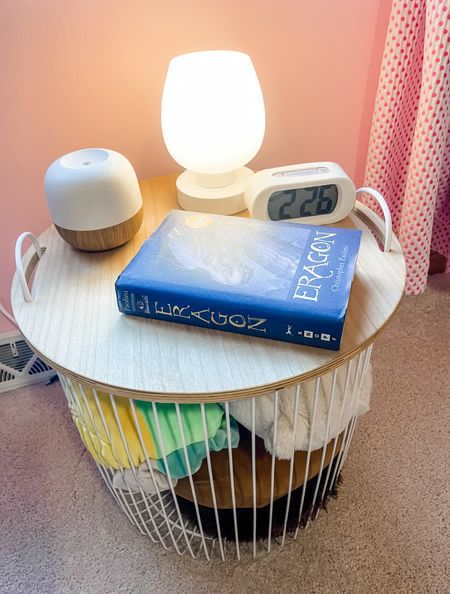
[244,162,357,225]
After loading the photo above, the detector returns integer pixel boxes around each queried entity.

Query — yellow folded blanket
[69,383,229,472]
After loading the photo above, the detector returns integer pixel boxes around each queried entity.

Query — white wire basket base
[60,346,372,561]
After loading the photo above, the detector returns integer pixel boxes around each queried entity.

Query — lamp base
[176,167,254,215]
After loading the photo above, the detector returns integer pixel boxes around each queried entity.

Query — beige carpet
[1,274,449,594]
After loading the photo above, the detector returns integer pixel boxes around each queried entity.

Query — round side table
[11,174,406,560]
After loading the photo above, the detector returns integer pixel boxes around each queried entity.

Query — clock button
[272,166,330,178]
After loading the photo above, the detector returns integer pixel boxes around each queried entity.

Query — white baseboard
[0,329,22,342]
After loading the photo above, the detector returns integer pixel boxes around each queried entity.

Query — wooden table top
[11,174,406,402]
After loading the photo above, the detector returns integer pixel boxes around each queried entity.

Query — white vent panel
[0,334,55,393]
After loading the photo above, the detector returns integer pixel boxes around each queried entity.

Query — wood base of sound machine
[54,206,144,251]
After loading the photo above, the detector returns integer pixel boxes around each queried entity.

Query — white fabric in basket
[113,463,177,495]
[228,362,372,459]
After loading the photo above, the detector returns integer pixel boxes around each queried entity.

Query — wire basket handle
[354,187,392,253]
[15,232,44,302]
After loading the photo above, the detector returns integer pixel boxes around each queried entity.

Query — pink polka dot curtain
[363,0,450,294]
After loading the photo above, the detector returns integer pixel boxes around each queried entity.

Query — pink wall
[0,0,391,333]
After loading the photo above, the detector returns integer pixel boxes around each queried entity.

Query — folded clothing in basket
[112,462,177,494]
[69,384,239,488]
[228,362,372,459]
[112,420,240,495]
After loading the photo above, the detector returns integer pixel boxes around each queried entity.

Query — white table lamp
[161,50,265,214]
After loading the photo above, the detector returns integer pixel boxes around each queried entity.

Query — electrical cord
[0,300,18,327]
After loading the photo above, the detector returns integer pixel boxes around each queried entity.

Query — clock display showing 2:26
[268,184,339,221]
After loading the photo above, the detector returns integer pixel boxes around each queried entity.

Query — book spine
[115,286,343,351]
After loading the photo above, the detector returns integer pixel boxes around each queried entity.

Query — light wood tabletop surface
[11,174,406,402]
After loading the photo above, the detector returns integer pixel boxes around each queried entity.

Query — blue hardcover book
[115,210,362,350]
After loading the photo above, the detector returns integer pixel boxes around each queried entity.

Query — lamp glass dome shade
[161,51,265,175]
